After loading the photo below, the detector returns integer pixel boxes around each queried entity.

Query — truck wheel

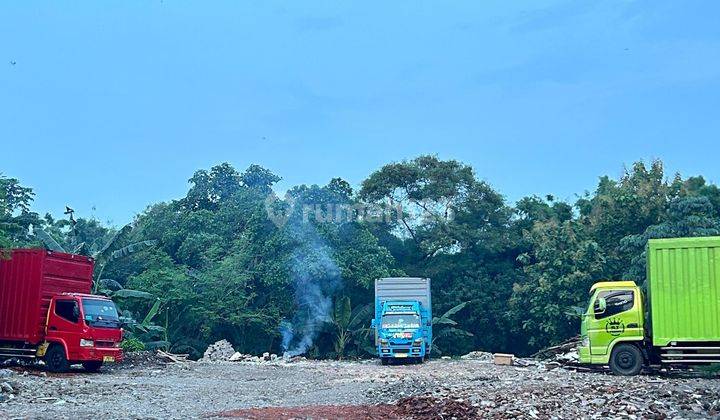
[45,345,70,373]
[609,344,643,376]
[381,358,389,366]
[82,361,103,372]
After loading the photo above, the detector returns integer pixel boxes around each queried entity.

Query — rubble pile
[533,336,581,365]
[460,351,493,362]
[229,351,280,363]
[396,395,480,418]
[200,340,236,362]
[201,340,294,364]
[0,369,20,404]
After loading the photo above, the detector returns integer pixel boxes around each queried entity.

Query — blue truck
[371,277,432,364]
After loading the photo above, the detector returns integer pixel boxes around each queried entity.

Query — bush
[121,337,146,353]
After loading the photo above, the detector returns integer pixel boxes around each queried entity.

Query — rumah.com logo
[264,193,422,228]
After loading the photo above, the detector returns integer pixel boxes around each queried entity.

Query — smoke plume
[280,221,342,357]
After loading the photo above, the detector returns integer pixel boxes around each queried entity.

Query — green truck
[579,237,720,375]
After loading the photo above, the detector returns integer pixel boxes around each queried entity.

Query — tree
[620,196,720,284]
[510,220,606,352]
[0,174,40,249]
[577,160,676,279]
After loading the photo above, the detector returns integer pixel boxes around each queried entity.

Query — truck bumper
[379,344,425,359]
[578,345,591,364]
[74,347,123,363]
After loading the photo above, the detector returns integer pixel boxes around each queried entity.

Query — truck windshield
[82,299,120,328]
[381,314,420,329]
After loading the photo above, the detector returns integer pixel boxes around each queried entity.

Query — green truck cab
[579,237,720,375]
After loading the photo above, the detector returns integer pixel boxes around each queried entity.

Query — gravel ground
[1,358,720,419]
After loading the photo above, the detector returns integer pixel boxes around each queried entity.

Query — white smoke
[280,219,342,357]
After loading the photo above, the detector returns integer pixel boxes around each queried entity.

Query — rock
[0,382,11,393]
[263,352,270,361]
[200,340,236,362]
[229,352,243,362]
[461,351,493,362]
[0,369,14,379]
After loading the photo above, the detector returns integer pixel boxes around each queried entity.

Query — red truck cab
[0,249,123,372]
[42,293,124,372]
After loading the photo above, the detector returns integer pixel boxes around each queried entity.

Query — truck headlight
[80,339,94,347]
[413,338,423,345]
[379,339,389,346]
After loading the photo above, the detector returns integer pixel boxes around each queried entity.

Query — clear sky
[1,1,719,225]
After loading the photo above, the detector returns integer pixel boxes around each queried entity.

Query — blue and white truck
[371,277,432,364]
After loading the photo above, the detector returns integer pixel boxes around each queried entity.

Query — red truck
[0,249,123,372]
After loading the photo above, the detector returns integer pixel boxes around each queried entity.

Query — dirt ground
[2,356,720,419]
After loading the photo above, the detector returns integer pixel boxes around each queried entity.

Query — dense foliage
[3,158,720,358]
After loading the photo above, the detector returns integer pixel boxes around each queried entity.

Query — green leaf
[435,327,473,340]
[142,299,161,327]
[348,303,373,329]
[98,278,123,291]
[145,325,166,333]
[73,242,87,254]
[33,228,66,252]
[95,224,133,261]
[440,301,468,319]
[334,296,352,329]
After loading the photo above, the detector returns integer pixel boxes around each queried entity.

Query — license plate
[394,353,407,358]
[103,356,115,363]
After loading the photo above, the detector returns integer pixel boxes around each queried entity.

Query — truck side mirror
[594,297,607,315]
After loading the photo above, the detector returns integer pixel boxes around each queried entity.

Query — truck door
[587,289,642,356]
[48,298,83,360]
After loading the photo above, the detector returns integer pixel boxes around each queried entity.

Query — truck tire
[609,344,643,376]
[45,345,70,373]
[82,361,103,372]
[381,358,389,366]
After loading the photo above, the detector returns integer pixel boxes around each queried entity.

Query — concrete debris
[228,351,283,363]
[156,350,190,364]
[0,377,21,404]
[533,336,581,360]
[460,351,493,362]
[200,340,236,362]
[201,340,289,364]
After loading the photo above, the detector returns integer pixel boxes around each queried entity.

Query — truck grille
[96,341,115,348]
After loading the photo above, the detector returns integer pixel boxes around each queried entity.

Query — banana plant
[331,296,373,359]
[431,301,473,356]
[119,298,170,350]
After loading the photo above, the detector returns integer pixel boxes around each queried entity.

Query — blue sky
[1,1,719,225]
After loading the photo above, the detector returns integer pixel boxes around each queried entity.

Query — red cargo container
[0,249,123,372]
[0,249,93,344]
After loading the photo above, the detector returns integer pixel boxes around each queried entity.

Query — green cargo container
[647,236,720,346]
